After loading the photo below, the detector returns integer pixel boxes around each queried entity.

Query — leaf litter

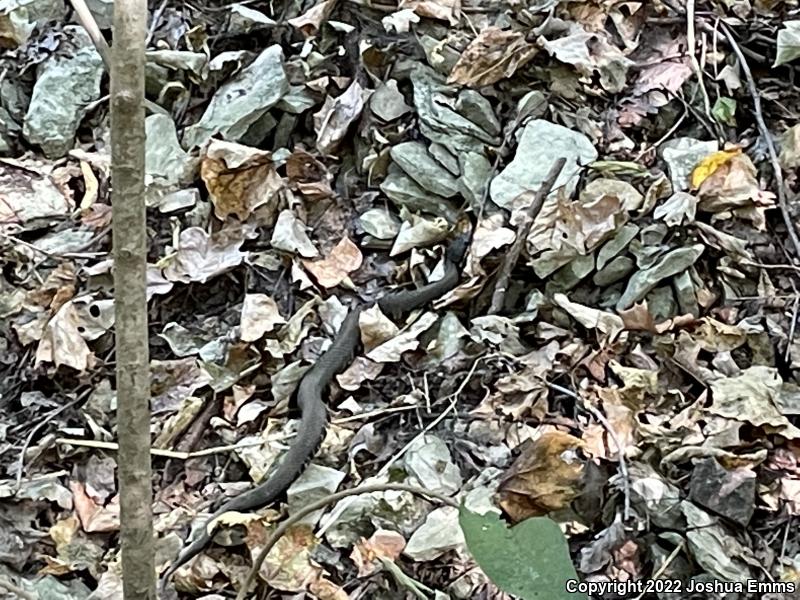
[2,0,800,599]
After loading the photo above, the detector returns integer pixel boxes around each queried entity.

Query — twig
[15,396,85,491]
[631,541,685,600]
[56,437,269,459]
[145,0,168,46]
[686,0,714,128]
[0,576,37,600]
[235,483,459,600]
[781,516,793,562]
[316,353,488,537]
[68,0,111,67]
[68,0,168,116]
[547,382,632,521]
[717,23,800,262]
[634,108,687,162]
[488,158,566,314]
[787,296,800,363]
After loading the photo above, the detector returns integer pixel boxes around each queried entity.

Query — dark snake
[161,234,468,588]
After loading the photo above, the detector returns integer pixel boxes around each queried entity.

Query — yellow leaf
[691,148,742,189]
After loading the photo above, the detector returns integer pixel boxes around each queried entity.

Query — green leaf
[459,506,587,600]
[712,97,737,126]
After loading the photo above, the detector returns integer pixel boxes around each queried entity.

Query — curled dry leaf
[471,214,515,259]
[285,149,334,201]
[695,152,777,226]
[314,80,369,154]
[358,304,400,351]
[366,312,439,363]
[351,529,407,577]
[336,356,384,391]
[201,140,282,222]
[498,430,585,521]
[160,227,247,284]
[400,0,460,25]
[287,0,336,37]
[271,209,319,258]
[35,300,94,371]
[240,294,285,342]
[553,293,624,339]
[69,481,120,533]
[254,523,321,591]
[303,236,363,288]
[448,27,538,88]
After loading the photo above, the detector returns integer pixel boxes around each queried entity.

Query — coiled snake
[161,234,468,588]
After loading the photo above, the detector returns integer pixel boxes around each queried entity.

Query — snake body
[162,236,466,586]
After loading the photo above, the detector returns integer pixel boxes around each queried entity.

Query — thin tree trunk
[111,1,154,598]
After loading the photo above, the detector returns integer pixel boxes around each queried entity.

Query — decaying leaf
[498,431,585,521]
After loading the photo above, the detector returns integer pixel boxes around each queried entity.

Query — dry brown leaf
[240,293,285,342]
[287,0,336,36]
[359,304,400,351]
[618,301,657,332]
[161,227,247,284]
[309,577,349,600]
[696,152,776,228]
[448,27,538,87]
[35,300,94,371]
[351,529,406,577]
[303,236,363,288]
[400,0,460,24]
[285,149,334,201]
[336,356,384,391]
[314,80,369,154]
[80,202,112,229]
[254,523,320,591]
[69,481,120,533]
[498,430,585,521]
[201,140,282,222]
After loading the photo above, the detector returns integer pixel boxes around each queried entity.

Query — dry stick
[145,0,168,46]
[547,382,632,521]
[631,541,685,600]
[663,0,800,262]
[68,0,111,66]
[488,157,566,315]
[235,483,459,600]
[68,0,168,116]
[55,437,268,459]
[111,0,154,596]
[14,395,86,491]
[56,407,419,460]
[316,353,488,538]
[0,576,37,600]
[716,23,800,262]
[685,0,714,127]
